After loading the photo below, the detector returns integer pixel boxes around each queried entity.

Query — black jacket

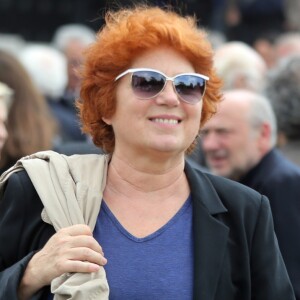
[240,148,300,300]
[0,159,295,300]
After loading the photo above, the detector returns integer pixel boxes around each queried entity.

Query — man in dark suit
[201,89,300,300]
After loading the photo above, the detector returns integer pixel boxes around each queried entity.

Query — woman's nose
[155,81,180,106]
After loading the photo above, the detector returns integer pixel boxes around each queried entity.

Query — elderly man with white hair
[52,24,96,104]
[201,89,300,299]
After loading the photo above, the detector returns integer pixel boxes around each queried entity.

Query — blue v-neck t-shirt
[93,196,194,300]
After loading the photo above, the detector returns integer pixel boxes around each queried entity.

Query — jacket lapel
[185,162,229,300]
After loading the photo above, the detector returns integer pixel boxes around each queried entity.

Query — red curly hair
[78,5,222,154]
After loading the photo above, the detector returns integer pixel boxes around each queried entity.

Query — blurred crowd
[0,22,100,173]
[0,1,300,168]
[0,1,300,298]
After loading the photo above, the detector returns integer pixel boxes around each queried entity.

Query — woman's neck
[103,153,189,237]
[105,152,188,202]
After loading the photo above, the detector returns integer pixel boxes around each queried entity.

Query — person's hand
[18,224,107,300]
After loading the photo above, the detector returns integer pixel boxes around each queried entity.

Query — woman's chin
[147,141,186,155]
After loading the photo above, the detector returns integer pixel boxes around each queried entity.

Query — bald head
[201,89,277,180]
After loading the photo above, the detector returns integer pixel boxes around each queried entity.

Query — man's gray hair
[248,92,277,147]
[19,44,68,99]
[214,42,267,92]
[52,24,96,52]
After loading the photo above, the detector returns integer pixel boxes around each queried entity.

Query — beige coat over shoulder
[0,150,110,300]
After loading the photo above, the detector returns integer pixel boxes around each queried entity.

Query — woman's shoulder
[186,162,267,214]
[4,169,34,190]
[203,171,268,213]
[186,160,263,202]
[206,172,259,195]
[0,169,41,210]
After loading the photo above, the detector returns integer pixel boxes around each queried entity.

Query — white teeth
[152,118,179,124]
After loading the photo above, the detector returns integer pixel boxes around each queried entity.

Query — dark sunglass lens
[131,71,165,99]
[174,75,205,104]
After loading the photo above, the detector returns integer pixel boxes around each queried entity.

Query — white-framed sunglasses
[115,68,209,105]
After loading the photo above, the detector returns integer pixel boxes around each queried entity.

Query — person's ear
[102,117,112,125]
[258,122,271,152]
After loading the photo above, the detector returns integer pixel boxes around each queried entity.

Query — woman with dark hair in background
[0,50,57,173]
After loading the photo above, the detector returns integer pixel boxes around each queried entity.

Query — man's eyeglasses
[115,68,209,105]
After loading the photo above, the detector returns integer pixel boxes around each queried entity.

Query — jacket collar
[239,148,276,189]
[184,160,229,300]
[184,160,227,214]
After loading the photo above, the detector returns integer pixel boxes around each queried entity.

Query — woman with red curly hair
[0,5,295,300]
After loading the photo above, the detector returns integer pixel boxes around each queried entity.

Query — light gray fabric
[0,150,110,300]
